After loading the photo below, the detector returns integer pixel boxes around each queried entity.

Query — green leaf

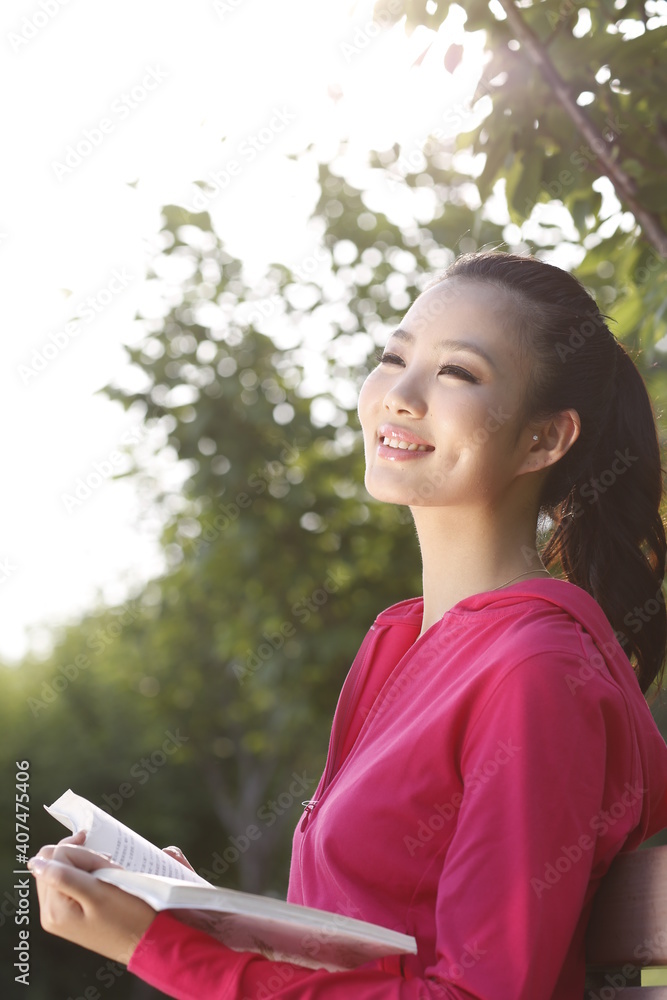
[476,133,512,202]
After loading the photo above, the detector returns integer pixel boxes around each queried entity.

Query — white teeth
[381,436,430,452]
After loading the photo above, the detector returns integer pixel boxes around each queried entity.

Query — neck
[411,504,549,638]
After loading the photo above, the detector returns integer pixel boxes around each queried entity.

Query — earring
[532,434,539,441]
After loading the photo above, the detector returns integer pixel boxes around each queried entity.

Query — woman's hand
[29,831,157,965]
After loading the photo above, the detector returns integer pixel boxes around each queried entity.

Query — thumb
[29,855,106,919]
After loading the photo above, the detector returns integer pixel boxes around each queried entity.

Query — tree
[374,0,667,364]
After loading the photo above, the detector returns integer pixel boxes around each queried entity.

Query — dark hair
[432,250,666,695]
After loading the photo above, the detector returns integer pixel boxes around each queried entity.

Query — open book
[45,789,417,973]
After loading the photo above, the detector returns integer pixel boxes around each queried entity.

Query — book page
[45,789,210,885]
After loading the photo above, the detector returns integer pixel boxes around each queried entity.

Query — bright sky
[1,0,493,664]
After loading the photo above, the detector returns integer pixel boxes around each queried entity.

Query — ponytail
[542,342,666,694]
[436,252,667,694]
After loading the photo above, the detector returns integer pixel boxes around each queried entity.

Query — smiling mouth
[380,436,434,452]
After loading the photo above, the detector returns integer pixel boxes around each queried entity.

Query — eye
[439,364,480,384]
[374,349,404,366]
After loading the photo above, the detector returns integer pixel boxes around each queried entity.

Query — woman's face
[357,278,537,509]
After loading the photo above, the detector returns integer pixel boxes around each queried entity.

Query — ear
[518,408,581,476]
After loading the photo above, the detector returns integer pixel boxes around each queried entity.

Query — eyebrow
[388,327,497,371]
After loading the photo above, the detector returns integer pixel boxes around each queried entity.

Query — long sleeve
[129,912,431,998]
[128,642,657,999]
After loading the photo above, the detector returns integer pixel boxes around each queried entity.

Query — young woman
[30,251,667,998]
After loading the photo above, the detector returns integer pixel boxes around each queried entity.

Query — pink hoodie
[128,579,667,998]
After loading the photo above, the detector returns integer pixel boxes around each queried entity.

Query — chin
[364,474,416,507]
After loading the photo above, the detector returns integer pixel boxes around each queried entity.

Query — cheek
[433,398,511,468]
[357,372,380,430]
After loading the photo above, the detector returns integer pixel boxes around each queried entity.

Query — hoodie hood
[375,577,632,678]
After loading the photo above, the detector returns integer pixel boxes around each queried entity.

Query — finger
[162,846,195,871]
[30,856,102,909]
[52,844,120,871]
[53,844,120,870]
[60,830,87,845]
[32,831,87,860]
[30,844,120,872]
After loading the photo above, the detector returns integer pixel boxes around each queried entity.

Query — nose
[383,370,428,418]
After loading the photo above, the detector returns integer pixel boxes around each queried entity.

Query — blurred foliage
[4,3,667,995]
[379,0,667,366]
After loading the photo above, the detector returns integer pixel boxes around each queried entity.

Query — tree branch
[495,0,667,256]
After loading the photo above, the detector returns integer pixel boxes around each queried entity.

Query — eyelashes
[374,348,396,365]
[440,366,480,384]
[373,349,480,384]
